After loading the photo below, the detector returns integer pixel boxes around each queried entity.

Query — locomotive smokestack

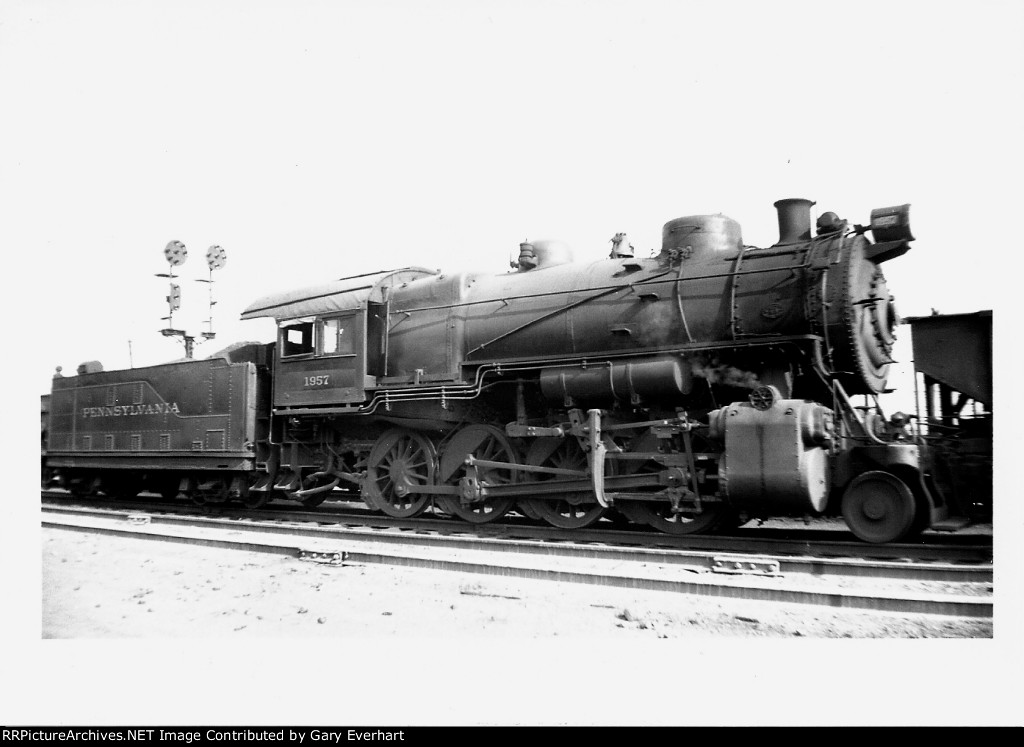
[774,198,816,244]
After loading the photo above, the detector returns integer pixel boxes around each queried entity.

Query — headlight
[869,204,914,242]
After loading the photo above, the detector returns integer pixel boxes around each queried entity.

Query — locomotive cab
[274,311,371,406]
[241,268,436,410]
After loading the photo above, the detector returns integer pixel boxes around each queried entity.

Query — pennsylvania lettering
[81,402,181,418]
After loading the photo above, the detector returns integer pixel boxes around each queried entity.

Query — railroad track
[41,490,994,564]
[42,499,993,618]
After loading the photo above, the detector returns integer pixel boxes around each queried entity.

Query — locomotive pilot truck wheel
[841,471,916,544]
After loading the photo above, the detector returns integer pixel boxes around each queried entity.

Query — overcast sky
[3,0,1022,726]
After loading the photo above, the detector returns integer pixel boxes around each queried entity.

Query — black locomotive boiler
[46,198,973,543]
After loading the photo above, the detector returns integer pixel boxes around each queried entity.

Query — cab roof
[240,267,436,322]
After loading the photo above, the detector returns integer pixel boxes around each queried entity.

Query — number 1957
[303,375,330,387]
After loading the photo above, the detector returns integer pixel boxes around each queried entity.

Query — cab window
[321,317,354,356]
[281,321,314,357]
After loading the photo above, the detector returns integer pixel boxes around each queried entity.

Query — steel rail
[41,490,994,565]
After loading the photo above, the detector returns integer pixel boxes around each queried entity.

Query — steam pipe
[294,478,340,498]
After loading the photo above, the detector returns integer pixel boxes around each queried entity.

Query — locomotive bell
[816,211,845,235]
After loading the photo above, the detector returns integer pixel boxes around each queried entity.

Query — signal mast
[156,241,227,359]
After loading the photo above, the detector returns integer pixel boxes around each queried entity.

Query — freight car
[904,310,992,522]
[44,197,984,543]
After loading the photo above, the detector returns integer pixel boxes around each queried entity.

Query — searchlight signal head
[206,245,227,271]
[157,240,229,357]
[164,240,188,267]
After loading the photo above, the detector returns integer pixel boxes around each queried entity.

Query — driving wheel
[616,497,731,535]
[363,429,436,518]
[435,425,518,524]
[520,438,606,529]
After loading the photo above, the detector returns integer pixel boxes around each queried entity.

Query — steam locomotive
[45,198,988,543]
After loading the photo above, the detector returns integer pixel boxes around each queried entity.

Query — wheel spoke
[481,439,499,462]
[521,438,605,529]
[617,499,727,535]
[363,430,435,518]
[437,425,517,524]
